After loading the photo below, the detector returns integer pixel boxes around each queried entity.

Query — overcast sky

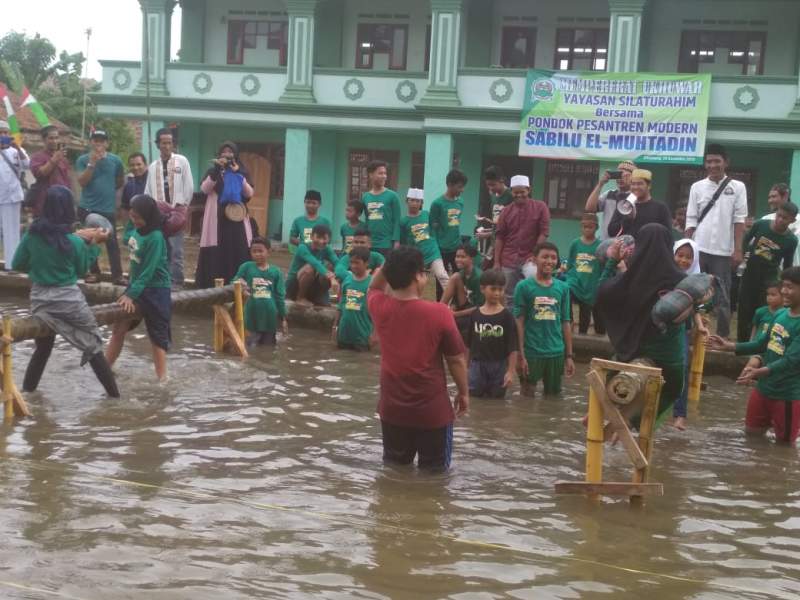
[4,0,182,81]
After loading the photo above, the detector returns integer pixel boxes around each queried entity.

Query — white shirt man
[143,129,194,287]
[0,120,30,267]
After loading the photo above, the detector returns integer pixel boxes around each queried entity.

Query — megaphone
[617,193,637,218]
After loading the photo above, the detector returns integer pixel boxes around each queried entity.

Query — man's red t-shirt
[368,288,466,429]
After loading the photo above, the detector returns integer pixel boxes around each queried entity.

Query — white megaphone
[617,193,637,218]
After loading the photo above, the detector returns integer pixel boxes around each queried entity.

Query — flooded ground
[0,296,798,600]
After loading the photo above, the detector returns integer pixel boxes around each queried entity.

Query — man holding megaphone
[606,169,673,240]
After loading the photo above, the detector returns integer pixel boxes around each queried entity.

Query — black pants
[437,250,458,301]
[573,298,606,335]
[381,420,453,471]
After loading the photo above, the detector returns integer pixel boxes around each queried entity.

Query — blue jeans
[468,359,508,398]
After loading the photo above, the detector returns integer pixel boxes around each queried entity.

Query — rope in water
[3,456,793,599]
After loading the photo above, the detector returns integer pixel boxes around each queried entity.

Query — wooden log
[555,481,664,496]
[586,370,648,470]
[605,358,656,405]
[591,357,661,377]
[688,327,707,404]
[7,286,236,342]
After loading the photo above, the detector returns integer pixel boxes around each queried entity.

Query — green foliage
[0,31,138,160]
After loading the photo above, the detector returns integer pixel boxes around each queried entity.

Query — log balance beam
[554,358,664,506]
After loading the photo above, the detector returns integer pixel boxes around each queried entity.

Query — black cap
[90,130,109,140]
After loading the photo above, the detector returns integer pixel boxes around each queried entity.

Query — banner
[518,70,711,165]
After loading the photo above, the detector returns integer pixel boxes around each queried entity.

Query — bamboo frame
[557,357,664,504]
[688,326,707,404]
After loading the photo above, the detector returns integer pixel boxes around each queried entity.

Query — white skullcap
[510,175,530,188]
[406,188,424,200]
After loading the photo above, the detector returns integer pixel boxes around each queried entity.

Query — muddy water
[0,297,799,600]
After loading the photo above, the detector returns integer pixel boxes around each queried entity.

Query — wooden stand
[555,358,664,504]
[687,326,707,405]
[1,316,31,421]
[213,279,248,358]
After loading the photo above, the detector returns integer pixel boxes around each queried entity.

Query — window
[669,166,757,215]
[678,30,765,75]
[544,160,599,218]
[356,24,409,70]
[425,25,431,71]
[348,150,400,204]
[554,28,608,71]
[501,27,536,68]
[227,20,288,66]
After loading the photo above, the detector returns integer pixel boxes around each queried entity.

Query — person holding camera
[0,120,30,269]
[584,160,636,239]
[144,128,194,289]
[29,125,71,218]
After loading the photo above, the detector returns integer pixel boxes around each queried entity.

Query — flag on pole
[20,87,51,128]
[0,83,22,144]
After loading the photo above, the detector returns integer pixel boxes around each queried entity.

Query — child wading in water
[565,213,604,335]
[106,194,172,380]
[232,237,287,346]
[333,246,373,351]
[13,186,119,396]
[751,282,783,340]
[441,243,484,339]
[672,238,710,430]
[465,269,518,398]
[515,242,575,396]
[709,266,800,445]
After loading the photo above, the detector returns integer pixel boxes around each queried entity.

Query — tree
[0,32,83,92]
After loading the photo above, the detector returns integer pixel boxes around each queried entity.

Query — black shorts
[247,331,277,346]
[380,420,453,471]
[128,287,172,351]
[337,342,370,352]
[286,275,331,305]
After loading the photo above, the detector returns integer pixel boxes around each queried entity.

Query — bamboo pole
[585,369,605,496]
[688,327,707,404]
[631,374,664,506]
[213,279,225,353]
[3,317,14,421]
[233,280,246,343]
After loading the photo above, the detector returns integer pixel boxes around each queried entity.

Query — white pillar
[280,0,318,104]
[420,0,463,107]
[135,0,175,95]
[607,0,647,73]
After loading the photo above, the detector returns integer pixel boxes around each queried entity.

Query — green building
[96,0,800,250]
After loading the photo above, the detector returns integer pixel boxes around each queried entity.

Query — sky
[3,0,182,81]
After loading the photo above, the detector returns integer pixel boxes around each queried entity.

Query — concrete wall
[203,0,288,66]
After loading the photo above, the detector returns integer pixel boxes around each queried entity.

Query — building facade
[96,0,800,249]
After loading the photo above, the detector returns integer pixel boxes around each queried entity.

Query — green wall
[315,0,344,68]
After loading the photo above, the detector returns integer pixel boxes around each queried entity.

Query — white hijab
[673,238,701,274]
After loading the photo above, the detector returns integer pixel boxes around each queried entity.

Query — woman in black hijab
[195,141,255,288]
[595,223,687,422]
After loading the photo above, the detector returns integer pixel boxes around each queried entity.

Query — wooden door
[239,151,271,237]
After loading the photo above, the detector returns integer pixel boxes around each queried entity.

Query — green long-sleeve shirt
[399,211,441,266]
[287,243,338,281]
[126,229,171,299]
[429,195,464,253]
[736,307,800,401]
[363,189,401,249]
[232,261,286,333]
[12,232,100,286]
[333,250,384,281]
[566,237,601,305]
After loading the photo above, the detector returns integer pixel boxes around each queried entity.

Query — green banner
[518,70,712,165]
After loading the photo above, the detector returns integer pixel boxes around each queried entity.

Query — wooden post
[233,280,246,343]
[688,327,707,404]
[631,374,663,506]
[585,370,605,496]
[213,279,225,353]
[2,317,14,421]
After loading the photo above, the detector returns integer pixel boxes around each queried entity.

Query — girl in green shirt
[106,194,172,380]
[12,185,119,397]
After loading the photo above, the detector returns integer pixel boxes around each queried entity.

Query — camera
[606,170,623,180]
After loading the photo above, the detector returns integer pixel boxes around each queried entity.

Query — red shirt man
[29,126,72,216]
[368,246,468,471]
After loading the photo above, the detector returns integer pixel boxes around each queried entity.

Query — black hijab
[595,223,687,362]
[29,185,76,255]
[204,140,253,195]
[130,194,163,236]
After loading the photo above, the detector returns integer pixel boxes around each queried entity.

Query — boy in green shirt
[709,266,800,445]
[514,242,575,396]
[430,169,468,299]
[290,189,331,246]
[232,237,287,346]
[287,223,339,306]
[441,244,484,341]
[751,282,783,340]
[737,203,798,342]
[362,160,401,255]
[566,213,604,335]
[400,187,450,292]
[341,200,365,254]
[334,227,384,281]
[333,246,374,351]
